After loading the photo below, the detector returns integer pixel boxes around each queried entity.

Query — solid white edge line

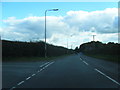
[44,62,54,68]
[83,61,89,65]
[50,62,54,65]
[48,62,53,65]
[44,64,49,68]
[40,61,55,70]
[17,81,25,86]
[95,69,120,86]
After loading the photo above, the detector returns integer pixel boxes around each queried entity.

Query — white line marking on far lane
[95,69,120,86]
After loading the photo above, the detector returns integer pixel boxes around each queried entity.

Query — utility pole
[92,35,96,41]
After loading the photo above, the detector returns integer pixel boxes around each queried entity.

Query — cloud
[1,8,118,48]
[63,8,118,34]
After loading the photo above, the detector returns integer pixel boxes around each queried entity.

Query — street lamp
[44,9,59,58]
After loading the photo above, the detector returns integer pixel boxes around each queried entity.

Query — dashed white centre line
[42,67,46,69]
[10,61,55,90]
[83,61,89,65]
[17,81,25,86]
[32,74,36,77]
[10,87,16,90]
[95,68,120,86]
[26,76,31,80]
[80,57,83,60]
[40,68,43,71]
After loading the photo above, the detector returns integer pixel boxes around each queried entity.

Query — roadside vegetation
[3,54,71,62]
[2,40,74,62]
[84,53,119,63]
[75,41,120,63]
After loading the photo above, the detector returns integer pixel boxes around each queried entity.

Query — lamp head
[48,9,59,11]
[53,9,59,11]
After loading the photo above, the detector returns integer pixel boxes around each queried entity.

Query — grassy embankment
[2,54,72,62]
[2,40,75,62]
[80,41,119,63]
[84,53,119,63]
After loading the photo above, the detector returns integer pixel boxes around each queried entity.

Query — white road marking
[17,81,25,86]
[46,62,53,66]
[44,62,54,68]
[10,87,16,90]
[43,67,46,69]
[95,69,120,86]
[10,61,55,90]
[80,57,82,60]
[32,74,36,76]
[39,62,54,71]
[40,62,49,67]
[49,62,54,65]
[44,64,49,68]
[83,61,89,65]
[40,68,43,71]
[26,77,31,80]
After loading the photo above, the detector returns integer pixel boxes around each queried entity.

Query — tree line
[75,41,119,56]
[2,40,74,58]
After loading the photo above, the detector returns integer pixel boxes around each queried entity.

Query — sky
[0,2,119,49]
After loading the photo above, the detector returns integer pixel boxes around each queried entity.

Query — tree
[74,46,79,53]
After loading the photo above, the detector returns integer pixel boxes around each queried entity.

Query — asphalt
[2,53,120,89]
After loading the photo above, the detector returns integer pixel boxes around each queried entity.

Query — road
[2,53,120,89]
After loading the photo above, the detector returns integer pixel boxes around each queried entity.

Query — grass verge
[2,54,72,62]
[84,53,119,63]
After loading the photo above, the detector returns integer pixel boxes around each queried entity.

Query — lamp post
[92,35,96,41]
[44,9,59,58]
